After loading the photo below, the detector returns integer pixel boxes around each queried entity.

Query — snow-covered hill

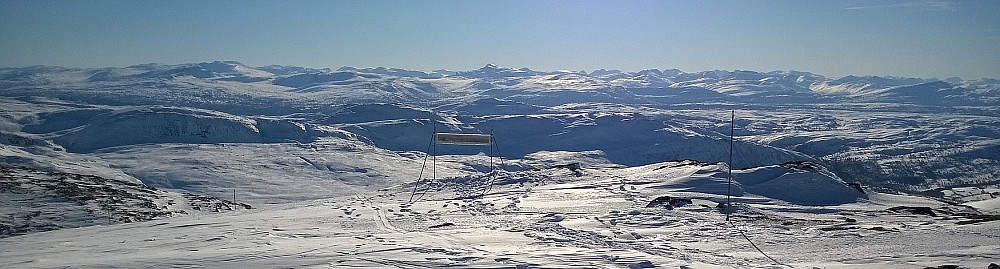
[1,62,998,267]
[2,61,997,201]
[0,164,250,237]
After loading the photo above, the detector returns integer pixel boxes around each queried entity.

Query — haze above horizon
[1,0,997,79]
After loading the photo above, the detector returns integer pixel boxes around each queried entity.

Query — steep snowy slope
[736,109,1000,195]
[42,106,314,153]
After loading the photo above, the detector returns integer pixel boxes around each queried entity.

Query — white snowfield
[2,161,997,268]
[1,62,998,268]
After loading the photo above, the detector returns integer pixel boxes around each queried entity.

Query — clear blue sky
[1,0,997,79]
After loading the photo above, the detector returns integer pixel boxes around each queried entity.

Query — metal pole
[490,130,494,174]
[483,131,496,198]
[727,110,735,219]
[432,121,436,181]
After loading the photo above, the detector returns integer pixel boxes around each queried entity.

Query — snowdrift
[623,160,865,205]
[734,162,866,205]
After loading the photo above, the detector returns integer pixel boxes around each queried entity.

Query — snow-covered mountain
[1,62,998,268]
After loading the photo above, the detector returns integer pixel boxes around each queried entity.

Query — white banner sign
[435,133,492,145]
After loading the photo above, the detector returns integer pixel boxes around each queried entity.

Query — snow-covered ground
[2,62,998,267]
[2,162,997,268]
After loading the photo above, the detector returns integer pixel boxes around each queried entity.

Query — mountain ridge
[2,60,998,211]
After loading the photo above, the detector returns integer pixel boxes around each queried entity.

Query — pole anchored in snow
[410,120,504,202]
[727,110,735,220]
[433,121,437,182]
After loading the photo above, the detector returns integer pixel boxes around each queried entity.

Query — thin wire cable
[482,134,507,197]
[413,180,433,202]
[728,218,791,268]
[409,135,435,203]
[723,110,790,267]
[482,131,494,198]
[495,138,506,169]
[415,136,438,202]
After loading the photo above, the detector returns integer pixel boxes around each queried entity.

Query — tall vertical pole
[490,130,494,174]
[727,110,735,220]
[432,121,437,181]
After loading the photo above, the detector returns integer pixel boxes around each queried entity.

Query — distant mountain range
[1,61,998,205]
[3,61,997,107]
[3,61,998,267]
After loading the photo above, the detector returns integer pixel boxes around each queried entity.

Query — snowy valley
[1,61,998,268]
